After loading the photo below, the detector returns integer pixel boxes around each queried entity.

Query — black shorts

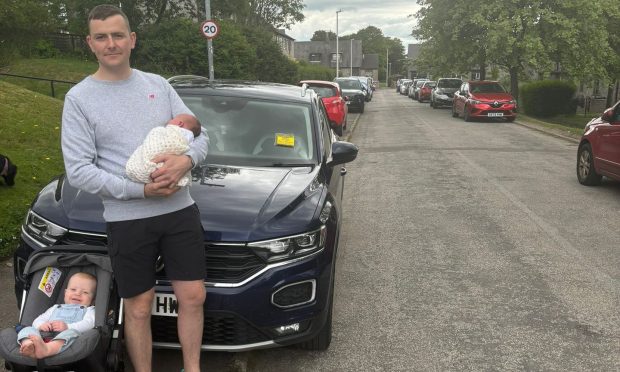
[106,204,205,298]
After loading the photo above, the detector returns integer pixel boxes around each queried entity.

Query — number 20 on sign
[200,20,219,39]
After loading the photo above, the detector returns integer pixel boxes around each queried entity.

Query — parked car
[412,79,429,100]
[334,77,366,113]
[430,78,463,108]
[577,100,620,185]
[399,79,413,95]
[299,80,348,136]
[417,81,436,102]
[13,77,359,352]
[452,81,517,122]
[396,78,405,93]
[354,76,373,101]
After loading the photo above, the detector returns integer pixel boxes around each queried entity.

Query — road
[2,88,619,371]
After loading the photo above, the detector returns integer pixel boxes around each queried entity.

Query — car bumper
[469,105,517,119]
[14,236,334,351]
[432,95,454,107]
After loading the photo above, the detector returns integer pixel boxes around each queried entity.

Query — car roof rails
[167,75,210,84]
[300,83,309,97]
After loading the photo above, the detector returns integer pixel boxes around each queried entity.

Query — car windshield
[438,79,462,88]
[423,82,437,88]
[336,79,363,90]
[308,86,337,97]
[181,94,315,167]
[471,83,506,93]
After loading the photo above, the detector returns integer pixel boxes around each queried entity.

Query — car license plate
[488,112,504,117]
[152,293,178,317]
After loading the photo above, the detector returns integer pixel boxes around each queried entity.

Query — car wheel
[464,106,472,122]
[452,104,459,117]
[359,103,364,113]
[577,143,602,186]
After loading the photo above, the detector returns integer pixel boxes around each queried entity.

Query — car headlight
[508,100,516,104]
[23,210,67,247]
[248,226,327,263]
[469,99,482,104]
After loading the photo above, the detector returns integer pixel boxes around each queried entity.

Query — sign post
[203,0,216,80]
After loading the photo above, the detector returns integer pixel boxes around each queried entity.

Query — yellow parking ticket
[275,133,295,147]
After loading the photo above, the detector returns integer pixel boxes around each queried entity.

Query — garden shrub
[520,80,576,117]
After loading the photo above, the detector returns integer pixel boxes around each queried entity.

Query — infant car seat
[0,245,123,372]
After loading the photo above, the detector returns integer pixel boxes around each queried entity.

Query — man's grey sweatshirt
[61,69,208,222]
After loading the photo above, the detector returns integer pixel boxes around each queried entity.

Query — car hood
[470,92,514,101]
[34,166,324,242]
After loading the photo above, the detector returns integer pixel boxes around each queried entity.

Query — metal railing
[0,73,77,98]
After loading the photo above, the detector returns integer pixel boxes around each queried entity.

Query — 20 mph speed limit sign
[200,20,219,39]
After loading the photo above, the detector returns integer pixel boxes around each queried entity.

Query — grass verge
[0,57,97,100]
[0,81,65,259]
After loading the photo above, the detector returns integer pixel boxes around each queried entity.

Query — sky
[287,0,423,51]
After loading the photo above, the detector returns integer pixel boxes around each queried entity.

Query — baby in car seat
[17,272,97,359]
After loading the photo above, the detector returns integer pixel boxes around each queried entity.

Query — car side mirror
[328,141,358,166]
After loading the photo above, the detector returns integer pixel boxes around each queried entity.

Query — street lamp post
[336,9,342,78]
[350,39,354,76]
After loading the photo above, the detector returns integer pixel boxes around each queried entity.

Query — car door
[595,103,620,176]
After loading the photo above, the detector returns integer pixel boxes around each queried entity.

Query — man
[61,5,208,372]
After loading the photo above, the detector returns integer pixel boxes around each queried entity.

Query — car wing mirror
[328,141,358,166]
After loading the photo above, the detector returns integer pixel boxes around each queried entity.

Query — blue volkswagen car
[13,77,358,351]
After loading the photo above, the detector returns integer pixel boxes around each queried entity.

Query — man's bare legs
[19,336,63,359]
[124,288,155,372]
[172,280,206,372]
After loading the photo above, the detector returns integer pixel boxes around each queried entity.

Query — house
[294,40,363,77]
[360,54,379,81]
[274,29,295,59]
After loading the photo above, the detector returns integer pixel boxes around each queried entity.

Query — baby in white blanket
[126,113,201,186]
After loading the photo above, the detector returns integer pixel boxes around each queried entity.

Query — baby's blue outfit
[17,304,91,353]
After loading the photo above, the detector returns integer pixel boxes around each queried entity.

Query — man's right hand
[144,180,180,197]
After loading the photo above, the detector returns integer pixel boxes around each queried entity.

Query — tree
[311,30,336,42]
[242,25,297,83]
[206,0,304,29]
[343,26,405,82]
[0,0,55,63]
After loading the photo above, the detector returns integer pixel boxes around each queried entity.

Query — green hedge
[520,80,576,117]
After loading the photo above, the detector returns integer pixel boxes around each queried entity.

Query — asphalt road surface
[2,88,618,371]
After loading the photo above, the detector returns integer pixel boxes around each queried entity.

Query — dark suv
[334,77,366,113]
[14,77,358,351]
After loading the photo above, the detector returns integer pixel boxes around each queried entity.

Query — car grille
[58,232,266,284]
[152,311,270,345]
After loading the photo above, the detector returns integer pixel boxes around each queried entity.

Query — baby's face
[168,114,199,136]
[64,275,96,306]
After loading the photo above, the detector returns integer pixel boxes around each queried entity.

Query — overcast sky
[287,1,423,50]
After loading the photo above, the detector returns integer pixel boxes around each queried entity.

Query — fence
[0,73,77,98]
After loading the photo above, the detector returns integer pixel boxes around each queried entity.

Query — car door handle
[340,167,347,176]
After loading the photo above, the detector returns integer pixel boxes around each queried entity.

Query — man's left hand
[150,154,192,188]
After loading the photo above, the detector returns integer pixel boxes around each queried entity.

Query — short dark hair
[88,4,131,32]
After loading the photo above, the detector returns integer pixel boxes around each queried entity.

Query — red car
[452,80,517,122]
[577,100,620,185]
[299,80,348,136]
[418,81,436,102]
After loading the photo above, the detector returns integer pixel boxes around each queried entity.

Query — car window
[438,79,462,88]
[423,82,437,88]
[181,94,316,167]
[309,86,337,98]
[470,83,506,93]
[336,79,363,90]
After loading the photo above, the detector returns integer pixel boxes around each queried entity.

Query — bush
[296,60,334,81]
[520,80,576,117]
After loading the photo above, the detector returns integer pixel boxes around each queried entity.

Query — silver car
[430,78,463,108]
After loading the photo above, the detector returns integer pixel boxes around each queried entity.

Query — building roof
[407,44,421,60]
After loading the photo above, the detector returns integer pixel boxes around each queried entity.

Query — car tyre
[577,143,602,186]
